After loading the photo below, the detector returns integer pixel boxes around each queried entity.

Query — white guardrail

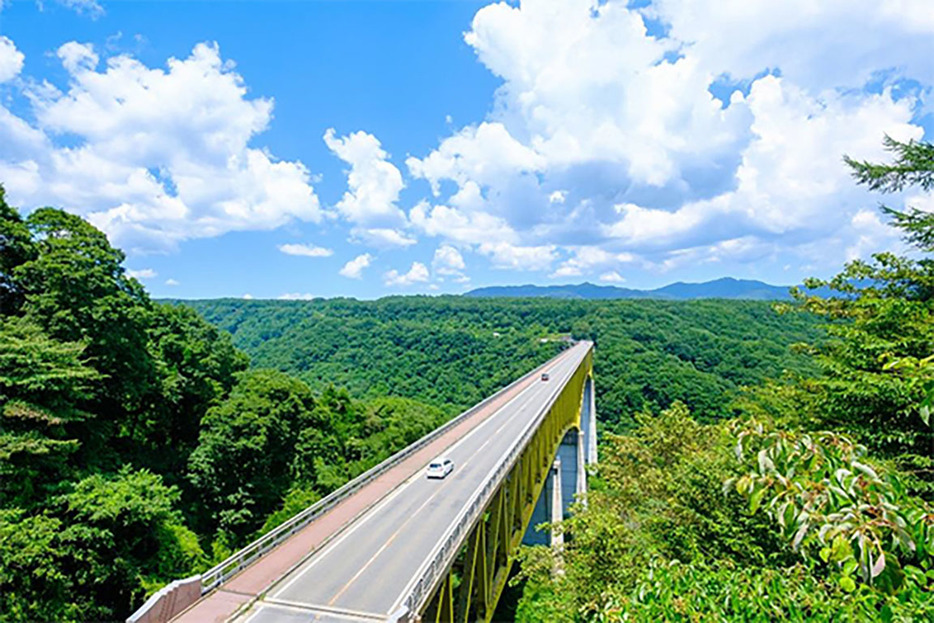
[197,353,565,594]
[398,342,591,620]
[128,344,580,623]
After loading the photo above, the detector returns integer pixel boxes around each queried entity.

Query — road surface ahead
[238,342,590,623]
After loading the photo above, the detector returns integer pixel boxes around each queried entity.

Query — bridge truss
[411,347,594,622]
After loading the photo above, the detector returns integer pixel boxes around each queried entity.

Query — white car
[426,457,454,479]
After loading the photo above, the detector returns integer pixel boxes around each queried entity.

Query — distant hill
[464,278,793,301]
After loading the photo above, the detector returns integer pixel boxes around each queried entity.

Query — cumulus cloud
[279,243,333,257]
[351,227,417,248]
[599,271,626,283]
[384,262,430,286]
[0,40,320,253]
[126,268,157,280]
[479,242,557,271]
[650,0,934,92]
[432,244,466,275]
[404,0,932,279]
[0,37,24,84]
[409,201,515,246]
[278,292,318,300]
[165,278,180,286]
[339,253,373,279]
[550,246,635,279]
[324,128,406,227]
[57,0,105,18]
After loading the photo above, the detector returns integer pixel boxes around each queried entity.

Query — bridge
[131,340,595,623]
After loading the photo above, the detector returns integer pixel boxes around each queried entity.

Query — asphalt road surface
[239,342,590,623]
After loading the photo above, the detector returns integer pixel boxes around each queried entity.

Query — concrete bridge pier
[583,376,597,465]
[524,428,589,545]
[523,458,561,546]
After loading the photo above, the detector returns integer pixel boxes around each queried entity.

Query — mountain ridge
[464,277,793,300]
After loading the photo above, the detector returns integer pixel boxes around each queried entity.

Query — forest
[508,136,934,620]
[0,135,931,621]
[0,189,818,621]
[0,192,448,620]
[183,295,822,433]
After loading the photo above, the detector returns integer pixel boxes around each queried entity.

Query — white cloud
[0,37,24,84]
[324,128,406,227]
[548,190,567,205]
[650,0,934,92]
[278,292,318,300]
[550,246,635,279]
[550,265,582,278]
[126,268,157,280]
[479,242,557,271]
[351,227,417,248]
[599,271,626,283]
[56,0,105,18]
[407,122,545,194]
[410,201,515,246]
[165,278,180,286]
[56,41,100,74]
[242,293,254,300]
[279,242,333,257]
[0,40,320,252]
[432,244,466,275]
[339,253,373,279]
[384,261,430,286]
[403,0,932,280]
[845,209,900,262]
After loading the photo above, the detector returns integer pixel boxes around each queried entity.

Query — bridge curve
[133,341,594,623]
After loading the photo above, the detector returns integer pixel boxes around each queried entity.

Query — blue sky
[0,0,932,300]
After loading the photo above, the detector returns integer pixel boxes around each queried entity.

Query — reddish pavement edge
[172,349,574,623]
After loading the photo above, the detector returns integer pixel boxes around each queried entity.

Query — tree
[785,136,934,498]
[139,303,248,476]
[0,317,97,507]
[0,468,203,622]
[515,403,793,620]
[0,186,36,316]
[187,369,322,542]
[14,208,158,460]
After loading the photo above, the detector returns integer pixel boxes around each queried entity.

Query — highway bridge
[131,341,596,623]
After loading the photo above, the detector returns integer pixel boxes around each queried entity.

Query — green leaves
[731,422,934,596]
[0,469,205,622]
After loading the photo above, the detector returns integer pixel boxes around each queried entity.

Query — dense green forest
[0,187,820,621]
[2,136,932,621]
[0,189,447,620]
[509,137,934,620]
[182,296,821,432]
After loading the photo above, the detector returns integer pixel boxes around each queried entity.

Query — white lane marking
[388,346,587,614]
[324,384,549,607]
[268,352,572,600]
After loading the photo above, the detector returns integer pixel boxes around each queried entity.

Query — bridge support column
[576,428,587,504]
[549,458,563,550]
[522,458,564,546]
[582,376,597,465]
[557,430,580,518]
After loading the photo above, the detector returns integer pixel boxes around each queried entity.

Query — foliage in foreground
[515,135,934,621]
[0,188,450,620]
[516,406,934,622]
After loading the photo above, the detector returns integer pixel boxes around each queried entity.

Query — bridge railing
[399,343,591,618]
[197,350,570,596]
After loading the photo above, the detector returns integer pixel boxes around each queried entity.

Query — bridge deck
[234,343,589,622]
[173,344,584,623]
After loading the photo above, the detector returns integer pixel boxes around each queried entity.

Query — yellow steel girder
[421,349,593,623]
